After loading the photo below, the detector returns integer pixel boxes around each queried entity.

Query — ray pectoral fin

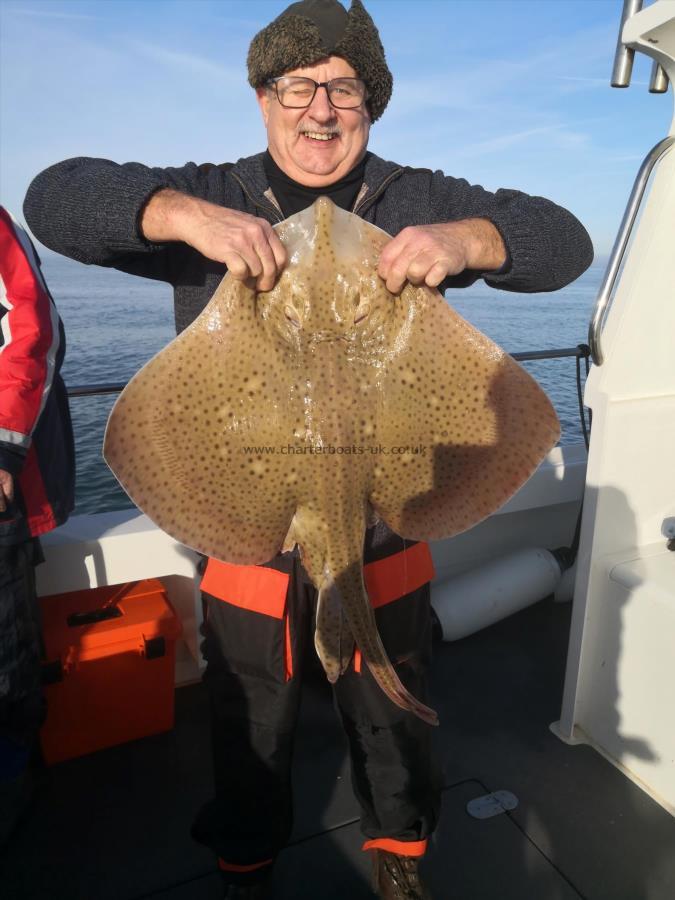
[372,283,560,541]
[104,275,301,564]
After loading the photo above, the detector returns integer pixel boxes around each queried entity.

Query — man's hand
[0,469,14,513]
[141,189,287,292]
[377,219,507,294]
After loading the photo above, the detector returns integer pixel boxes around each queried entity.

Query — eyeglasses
[266,76,368,109]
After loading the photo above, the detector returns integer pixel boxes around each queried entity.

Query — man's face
[257,56,371,188]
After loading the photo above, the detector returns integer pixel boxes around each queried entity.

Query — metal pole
[649,61,669,94]
[588,136,675,366]
[611,0,644,88]
[64,349,593,398]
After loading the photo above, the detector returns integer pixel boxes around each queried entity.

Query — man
[23,1,593,896]
[0,207,75,846]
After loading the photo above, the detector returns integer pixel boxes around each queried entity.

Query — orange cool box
[39,578,182,765]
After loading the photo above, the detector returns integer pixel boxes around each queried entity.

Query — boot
[372,849,432,900]
[222,867,273,899]
[223,881,272,899]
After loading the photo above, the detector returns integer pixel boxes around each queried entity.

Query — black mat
[2,598,674,900]
[429,599,675,900]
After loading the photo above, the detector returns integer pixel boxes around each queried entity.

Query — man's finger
[270,232,287,271]
[226,251,251,281]
[377,243,395,276]
[378,235,411,278]
[385,259,411,294]
[254,240,279,292]
[406,251,438,284]
[261,224,287,271]
[425,261,450,288]
[240,246,264,280]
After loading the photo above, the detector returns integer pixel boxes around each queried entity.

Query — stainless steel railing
[611,0,644,88]
[611,0,670,94]
[66,345,592,399]
[593,0,674,365]
[588,136,675,365]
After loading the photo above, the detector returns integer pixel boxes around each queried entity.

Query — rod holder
[649,61,669,94]
[611,0,644,87]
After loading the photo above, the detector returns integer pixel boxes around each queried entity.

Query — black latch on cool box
[144,637,166,659]
[67,606,123,627]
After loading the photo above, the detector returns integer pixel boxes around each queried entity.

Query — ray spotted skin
[104,198,560,725]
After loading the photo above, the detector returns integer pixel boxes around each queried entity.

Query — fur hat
[247,0,392,121]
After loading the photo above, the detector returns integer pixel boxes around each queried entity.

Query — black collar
[228,151,404,222]
[262,150,368,218]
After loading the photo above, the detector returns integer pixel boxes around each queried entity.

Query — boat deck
[2,597,674,900]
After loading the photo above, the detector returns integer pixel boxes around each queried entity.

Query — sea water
[40,254,601,516]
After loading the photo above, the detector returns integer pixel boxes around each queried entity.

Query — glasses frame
[266,76,369,110]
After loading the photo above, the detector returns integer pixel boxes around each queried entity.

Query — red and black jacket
[0,207,75,544]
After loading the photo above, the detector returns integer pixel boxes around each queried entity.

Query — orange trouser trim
[284,613,293,681]
[363,542,435,609]
[362,838,428,857]
[201,543,432,618]
[218,856,274,873]
[353,542,434,674]
[201,559,289,619]
[201,559,294,680]
[201,542,433,680]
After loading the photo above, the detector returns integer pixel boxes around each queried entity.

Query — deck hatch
[466,790,519,819]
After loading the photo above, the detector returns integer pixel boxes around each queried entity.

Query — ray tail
[330,553,439,727]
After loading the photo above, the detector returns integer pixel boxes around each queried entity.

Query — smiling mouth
[301,131,339,142]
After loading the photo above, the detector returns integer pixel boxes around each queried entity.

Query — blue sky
[1,0,671,256]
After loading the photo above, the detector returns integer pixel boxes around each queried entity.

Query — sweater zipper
[351,183,369,213]
[352,168,404,217]
[263,188,284,218]
[230,172,284,223]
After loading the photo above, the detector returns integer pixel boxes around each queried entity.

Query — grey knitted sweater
[24,151,593,335]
